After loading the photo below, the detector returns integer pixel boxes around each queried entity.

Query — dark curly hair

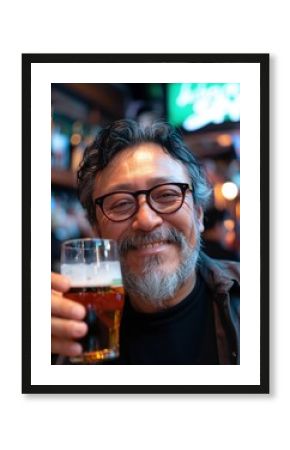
[77,119,211,226]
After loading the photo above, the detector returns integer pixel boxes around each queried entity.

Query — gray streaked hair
[78,119,212,225]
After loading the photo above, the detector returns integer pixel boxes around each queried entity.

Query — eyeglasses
[94,182,193,222]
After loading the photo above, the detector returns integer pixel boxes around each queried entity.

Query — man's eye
[110,200,135,211]
[161,192,179,197]
[154,191,181,201]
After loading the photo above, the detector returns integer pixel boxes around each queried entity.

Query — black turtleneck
[116,271,219,365]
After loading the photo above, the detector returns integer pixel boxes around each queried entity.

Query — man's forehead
[94,143,189,193]
[101,176,184,192]
[110,142,172,164]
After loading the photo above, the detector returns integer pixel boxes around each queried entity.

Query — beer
[64,285,124,363]
[60,239,124,364]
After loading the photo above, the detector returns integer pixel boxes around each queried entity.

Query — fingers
[52,337,83,357]
[51,272,70,293]
[51,310,88,358]
[51,292,86,320]
[52,317,88,340]
[51,272,87,358]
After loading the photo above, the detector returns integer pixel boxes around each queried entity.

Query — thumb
[51,272,70,293]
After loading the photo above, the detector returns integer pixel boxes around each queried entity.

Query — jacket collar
[198,251,240,295]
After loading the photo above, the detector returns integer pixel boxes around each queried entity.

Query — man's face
[93,143,204,309]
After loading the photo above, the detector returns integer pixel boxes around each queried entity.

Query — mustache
[118,227,184,255]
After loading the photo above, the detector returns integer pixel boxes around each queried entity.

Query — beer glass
[60,238,124,364]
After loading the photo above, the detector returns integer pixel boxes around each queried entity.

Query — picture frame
[22,53,269,394]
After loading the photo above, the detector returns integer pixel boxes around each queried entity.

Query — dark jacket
[198,252,240,364]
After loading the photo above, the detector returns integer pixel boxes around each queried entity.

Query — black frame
[22,53,269,394]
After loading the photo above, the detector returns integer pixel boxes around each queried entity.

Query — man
[51,119,239,364]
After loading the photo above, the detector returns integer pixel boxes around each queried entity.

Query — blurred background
[51,83,240,271]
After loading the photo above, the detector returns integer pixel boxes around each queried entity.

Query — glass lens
[150,184,183,212]
[103,193,136,220]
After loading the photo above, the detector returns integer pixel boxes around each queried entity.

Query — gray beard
[119,227,201,311]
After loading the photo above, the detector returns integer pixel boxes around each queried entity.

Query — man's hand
[51,272,88,357]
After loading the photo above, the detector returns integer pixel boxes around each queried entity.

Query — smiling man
[92,142,203,314]
[51,120,240,364]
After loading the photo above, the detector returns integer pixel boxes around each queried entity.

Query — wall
[1,2,286,450]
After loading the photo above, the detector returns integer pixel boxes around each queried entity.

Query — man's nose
[131,197,163,232]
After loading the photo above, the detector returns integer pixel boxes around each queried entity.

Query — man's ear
[195,206,204,233]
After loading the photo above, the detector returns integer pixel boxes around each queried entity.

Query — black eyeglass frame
[94,182,194,222]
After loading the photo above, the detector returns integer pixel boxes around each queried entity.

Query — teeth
[140,241,164,249]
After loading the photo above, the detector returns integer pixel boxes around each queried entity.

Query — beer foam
[61,261,122,287]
